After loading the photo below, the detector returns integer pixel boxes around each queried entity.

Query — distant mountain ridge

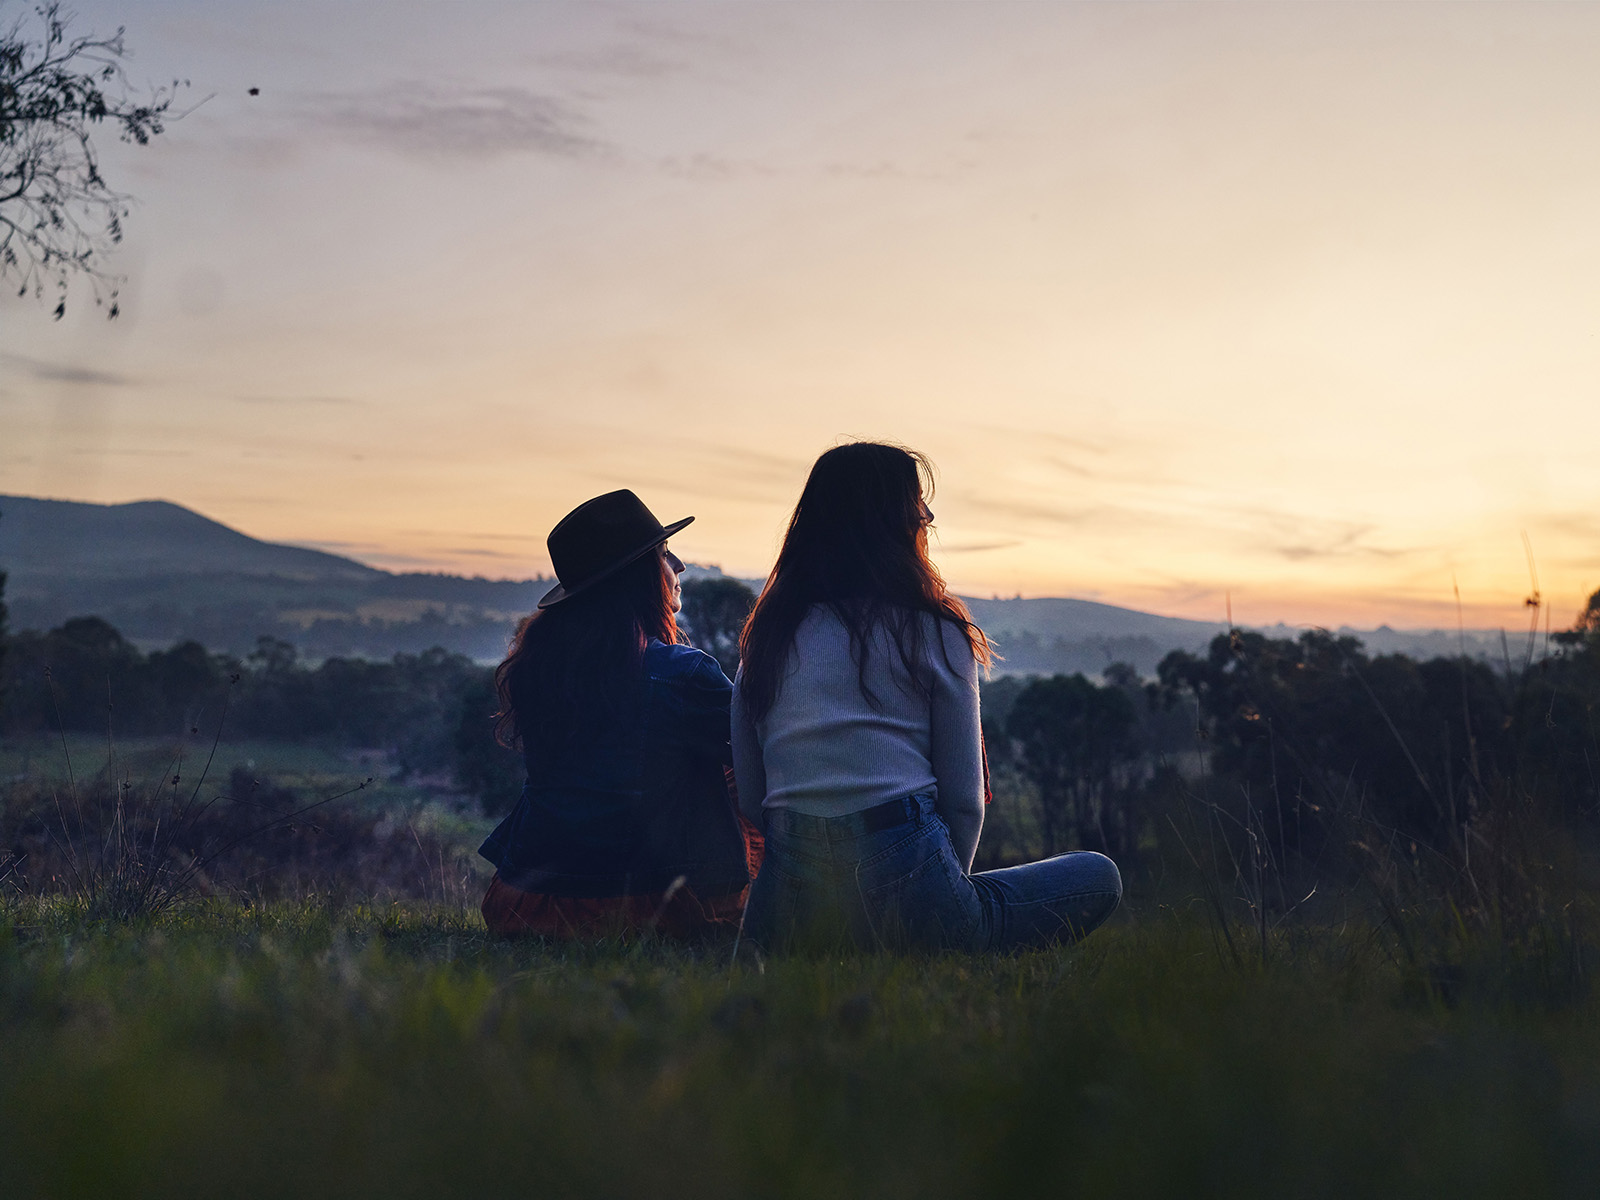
[0,495,382,582]
[0,493,552,660]
[0,493,1517,672]
[964,595,1225,645]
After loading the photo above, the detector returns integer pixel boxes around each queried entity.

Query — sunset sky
[3,1,1598,632]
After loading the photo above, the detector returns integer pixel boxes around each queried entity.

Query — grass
[0,734,496,854]
[1,898,1597,1199]
[1,732,423,803]
[0,732,496,916]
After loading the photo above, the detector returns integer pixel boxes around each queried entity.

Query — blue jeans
[745,794,1122,953]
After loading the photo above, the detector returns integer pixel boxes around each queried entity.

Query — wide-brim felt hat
[537,489,693,608]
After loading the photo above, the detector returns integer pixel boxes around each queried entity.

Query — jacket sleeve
[730,667,768,825]
[928,617,984,872]
[676,651,735,766]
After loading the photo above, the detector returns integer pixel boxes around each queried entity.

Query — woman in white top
[732,442,1122,952]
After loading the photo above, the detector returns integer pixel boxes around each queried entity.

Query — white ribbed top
[732,605,984,868]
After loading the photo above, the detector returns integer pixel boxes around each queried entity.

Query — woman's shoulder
[645,638,732,689]
[914,609,982,679]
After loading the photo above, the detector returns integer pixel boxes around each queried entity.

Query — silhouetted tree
[449,670,523,810]
[1516,589,1600,820]
[1005,673,1138,857]
[143,638,221,730]
[1103,659,1194,761]
[1553,588,1600,659]
[231,636,307,737]
[680,576,757,678]
[1156,628,1519,852]
[5,615,149,732]
[1,2,185,316]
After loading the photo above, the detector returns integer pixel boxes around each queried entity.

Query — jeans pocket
[858,830,978,951]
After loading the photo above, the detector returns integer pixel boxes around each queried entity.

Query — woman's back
[483,637,747,897]
[734,605,981,820]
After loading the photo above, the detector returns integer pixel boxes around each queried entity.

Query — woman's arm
[730,668,768,826]
[677,650,736,765]
[928,617,985,872]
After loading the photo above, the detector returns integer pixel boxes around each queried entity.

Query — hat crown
[544,490,680,603]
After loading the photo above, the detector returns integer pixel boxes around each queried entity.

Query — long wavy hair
[737,442,991,724]
[494,549,680,759]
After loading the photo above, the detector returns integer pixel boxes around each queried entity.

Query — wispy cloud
[823,160,914,180]
[934,539,1024,554]
[532,43,685,82]
[959,494,1107,529]
[659,153,773,181]
[1537,511,1600,541]
[1271,524,1389,561]
[822,159,961,182]
[965,423,1116,459]
[3,354,135,387]
[616,11,764,64]
[447,547,526,560]
[956,486,1423,570]
[395,528,542,544]
[237,394,360,406]
[307,83,607,161]
[580,437,811,506]
[689,441,811,484]
[1040,455,1098,480]
[1210,508,1416,563]
[604,472,788,508]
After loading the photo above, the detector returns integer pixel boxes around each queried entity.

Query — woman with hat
[733,442,1122,952]
[478,490,757,938]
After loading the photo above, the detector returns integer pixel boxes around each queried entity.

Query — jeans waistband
[766,792,936,841]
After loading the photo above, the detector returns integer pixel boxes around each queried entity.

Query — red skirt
[482,813,765,940]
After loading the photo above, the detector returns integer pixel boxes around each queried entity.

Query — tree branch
[0,2,183,316]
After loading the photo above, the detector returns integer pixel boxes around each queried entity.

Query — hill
[963,595,1225,676]
[0,495,383,583]
[0,493,1517,672]
[0,494,551,661]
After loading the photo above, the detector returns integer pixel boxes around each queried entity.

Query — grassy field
[5,714,1599,1199]
[1,732,438,807]
[1,898,1596,1199]
[0,733,497,911]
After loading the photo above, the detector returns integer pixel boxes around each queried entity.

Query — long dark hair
[738,442,991,724]
[494,548,679,758]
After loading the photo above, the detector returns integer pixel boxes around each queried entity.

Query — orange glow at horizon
[3,2,1598,636]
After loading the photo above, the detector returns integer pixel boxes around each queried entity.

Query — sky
[3,0,1598,633]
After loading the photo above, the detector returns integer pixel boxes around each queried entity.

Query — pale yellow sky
[2,1,1597,631]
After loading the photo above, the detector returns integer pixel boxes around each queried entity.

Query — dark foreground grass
[1,900,1597,1200]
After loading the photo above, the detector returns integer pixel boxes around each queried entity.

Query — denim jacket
[478,639,749,899]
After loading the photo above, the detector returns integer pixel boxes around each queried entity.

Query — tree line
[4,564,1597,885]
[981,592,1600,895]
[0,576,759,810]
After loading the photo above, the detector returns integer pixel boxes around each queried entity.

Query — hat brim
[536,515,694,608]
